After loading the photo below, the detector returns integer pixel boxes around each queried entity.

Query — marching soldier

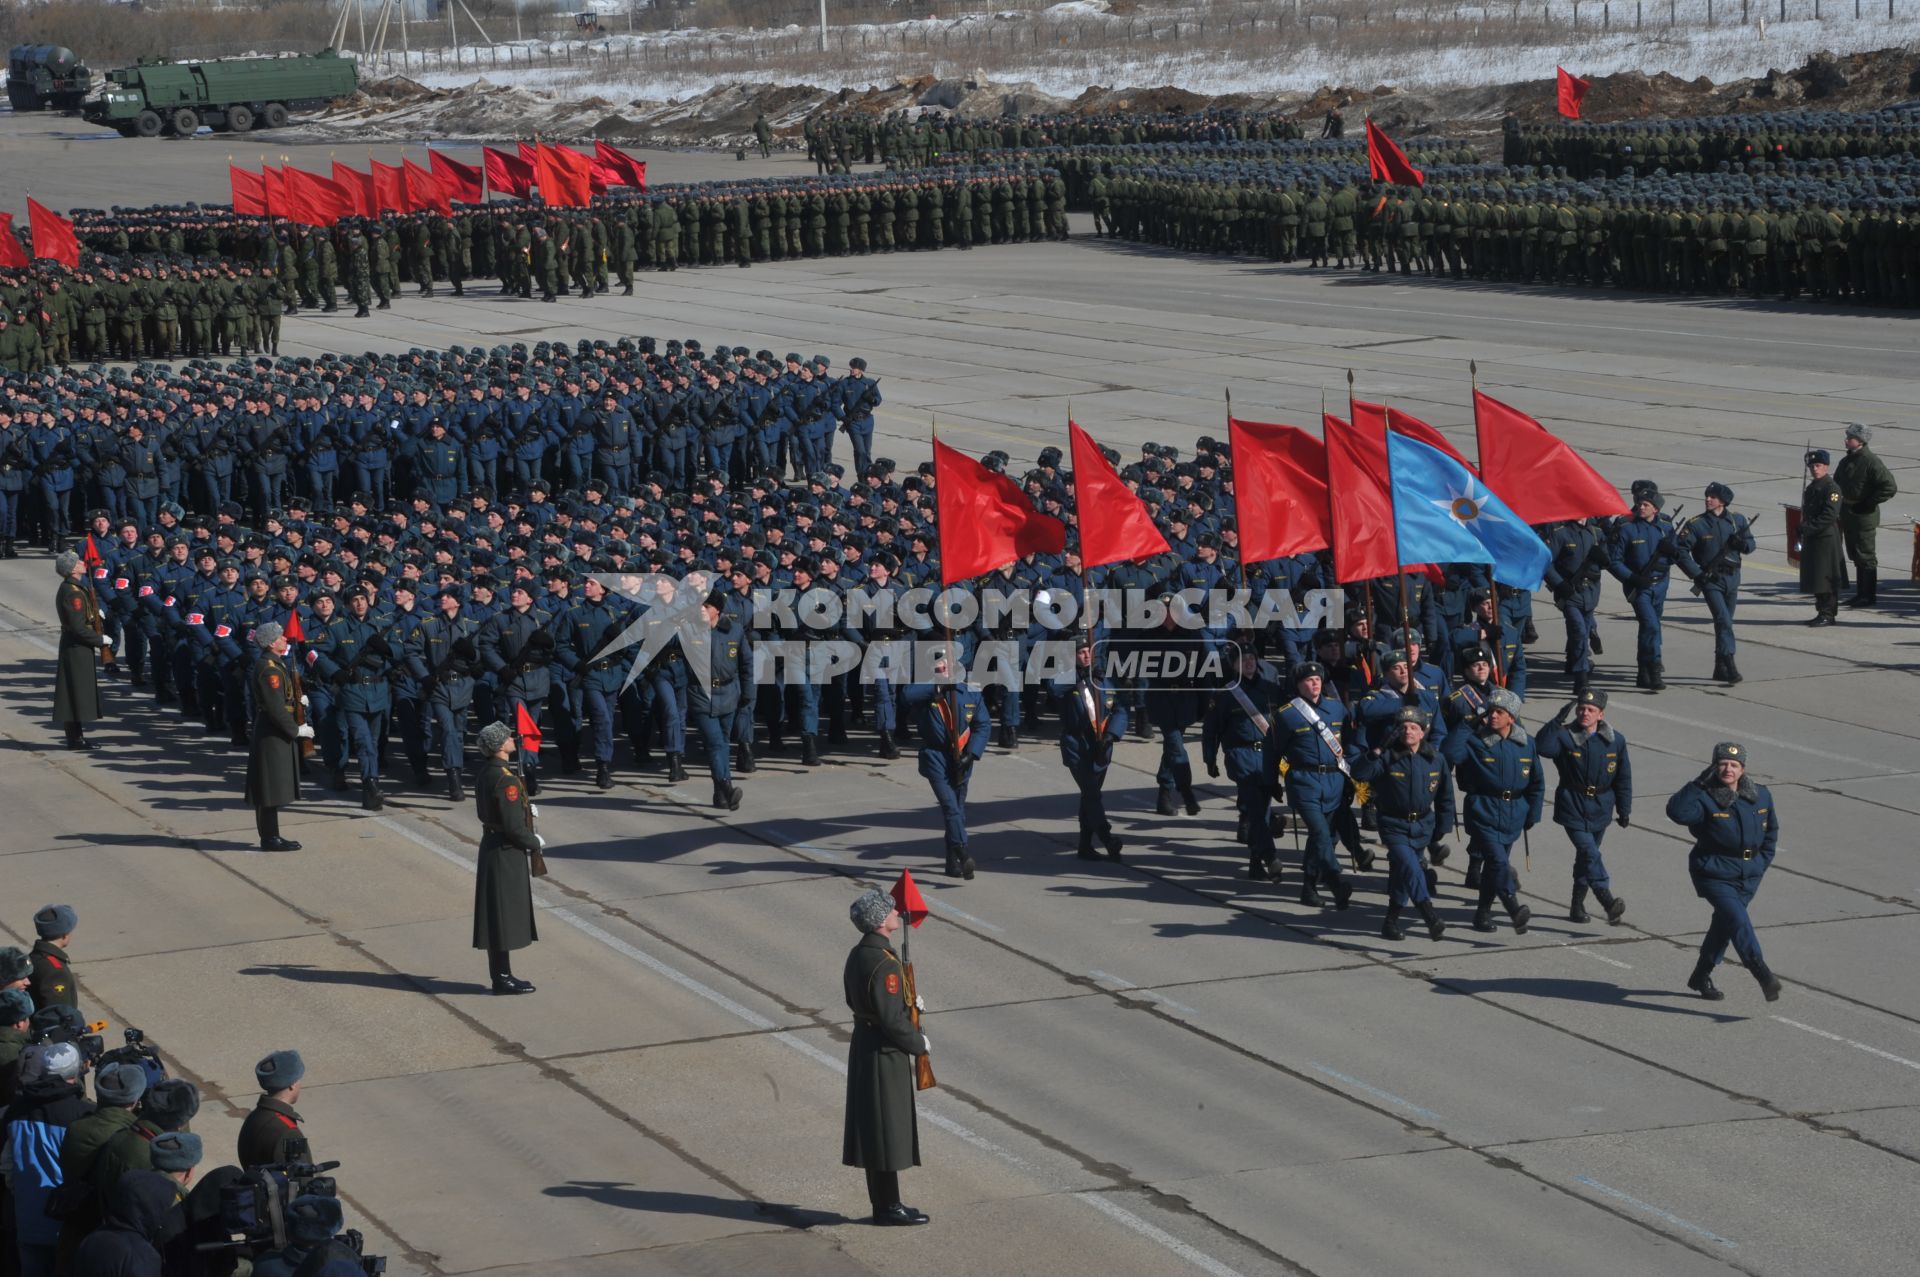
[842,887,931,1227]
[560,575,629,791]
[1352,707,1452,941]
[53,549,111,750]
[1057,636,1127,862]
[1674,482,1754,685]
[1535,689,1630,925]
[313,585,393,810]
[245,622,313,851]
[1835,422,1897,609]
[1543,517,1608,696]
[479,582,556,792]
[1442,686,1543,933]
[688,589,748,811]
[1668,742,1782,1002]
[474,720,541,995]
[412,587,480,802]
[1270,659,1360,906]
[1204,642,1282,880]
[1608,485,1676,691]
[904,660,990,880]
[1799,448,1846,627]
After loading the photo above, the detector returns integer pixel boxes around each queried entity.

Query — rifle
[1688,512,1760,595]
[329,630,389,687]
[841,378,880,433]
[290,659,314,759]
[898,931,936,1092]
[83,574,113,670]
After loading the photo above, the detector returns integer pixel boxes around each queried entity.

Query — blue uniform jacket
[1441,723,1544,839]
[1057,675,1127,773]
[1667,776,1777,893]
[1352,745,1455,844]
[903,682,990,779]
[1536,721,1632,829]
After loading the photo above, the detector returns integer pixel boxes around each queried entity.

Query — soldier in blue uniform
[1449,589,1525,698]
[410,585,479,802]
[1667,742,1782,1002]
[1536,689,1631,925]
[689,589,749,810]
[1271,660,1359,907]
[904,661,990,880]
[383,581,433,788]
[314,585,394,811]
[1543,517,1608,697]
[1204,643,1283,881]
[561,575,629,791]
[478,581,556,792]
[1142,613,1204,817]
[1056,636,1127,861]
[1442,686,1544,933]
[836,358,882,478]
[1674,483,1754,686]
[1353,707,1452,941]
[1607,485,1677,691]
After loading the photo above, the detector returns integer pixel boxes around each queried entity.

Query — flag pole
[1225,388,1247,599]
[1383,397,1413,667]
[1347,369,1376,664]
[1469,359,1484,474]
[1068,399,1094,646]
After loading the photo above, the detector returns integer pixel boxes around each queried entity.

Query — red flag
[261,166,289,219]
[0,214,27,269]
[514,702,543,752]
[1228,416,1330,561]
[1325,411,1398,583]
[27,197,80,268]
[333,162,377,217]
[404,158,452,216]
[231,166,268,217]
[371,160,407,214]
[284,610,306,643]
[1474,390,1627,525]
[1069,420,1168,568]
[82,534,105,570]
[592,139,647,189]
[428,148,484,204]
[1556,67,1591,120]
[1364,119,1424,188]
[932,437,1066,586]
[1375,403,1477,474]
[283,166,348,227]
[535,143,597,206]
[484,145,534,198]
[517,140,540,165]
[891,868,929,929]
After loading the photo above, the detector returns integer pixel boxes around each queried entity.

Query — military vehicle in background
[6,45,94,111]
[80,48,358,137]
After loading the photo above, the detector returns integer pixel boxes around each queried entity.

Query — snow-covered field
[353,0,1920,101]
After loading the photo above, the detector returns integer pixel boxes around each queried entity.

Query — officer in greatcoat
[842,887,931,1227]
[473,720,540,995]
[245,622,313,851]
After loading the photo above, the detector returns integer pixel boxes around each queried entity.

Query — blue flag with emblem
[1386,431,1551,589]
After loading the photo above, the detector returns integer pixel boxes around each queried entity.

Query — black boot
[1753,963,1783,1002]
[1648,661,1667,691]
[1077,837,1102,861]
[1687,957,1725,1001]
[1299,882,1324,908]
[1572,670,1591,699]
[1471,904,1496,932]
[1523,619,1539,644]
[666,753,689,783]
[1156,787,1177,816]
[1594,886,1626,924]
[1331,876,1353,911]
[1863,567,1878,606]
[876,730,899,760]
[1722,656,1742,685]
[1234,817,1250,845]
[330,767,348,792]
[1360,803,1377,832]
[1711,654,1728,683]
[595,761,613,790]
[1464,863,1483,891]
[1416,900,1447,941]
[1502,893,1531,934]
[524,770,540,796]
[1587,628,1603,656]
[944,846,964,878]
[1099,826,1123,860]
[801,734,821,766]
[736,741,757,773]
[714,782,744,811]
[1380,905,1408,940]
[361,778,382,811]
[1635,661,1650,690]
[1181,787,1202,817]
[447,772,464,803]
[1569,886,1591,924]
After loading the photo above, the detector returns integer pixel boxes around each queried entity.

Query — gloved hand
[914,994,926,1013]
[100,635,113,649]
[534,834,547,850]
[295,724,315,739]
[1616,813,1630,829]
[1206,760,1220,779]
[919,1033,932,1054]
[529,803,541,819]
[300,694,309,707]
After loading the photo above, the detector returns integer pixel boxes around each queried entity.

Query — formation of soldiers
[1503,105,1920,176]
[8,326,1888,948]
[0,166,1069,369]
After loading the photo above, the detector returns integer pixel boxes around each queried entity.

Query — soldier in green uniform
[474,720,540,994]
[530,224,559,301]
[28,904,80,1011]
[370,224,396,309]
[652,197,680,271]
[346,228,373,318]
[754,111,773,158]
[237,1050,312,1167]
[1834,422,1897,608]
[1798,449,1846,627]
[246,623,311,851]
[842,888,931,1227]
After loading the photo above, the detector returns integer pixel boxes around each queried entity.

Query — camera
[204,1160,340,1255]
[98,1026,168,1090]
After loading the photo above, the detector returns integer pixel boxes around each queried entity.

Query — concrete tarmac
[3,114,1919,1277]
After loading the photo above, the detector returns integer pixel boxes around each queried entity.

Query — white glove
[295,724,315,740]
[529,803,541,819]
[100,635,113,649]
[299,694,309,707]
[534,834,547,850]
[920,1033,932,1054]
[914,995,926,1013]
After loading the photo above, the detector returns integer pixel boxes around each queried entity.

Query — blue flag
[1387,432,1551,589]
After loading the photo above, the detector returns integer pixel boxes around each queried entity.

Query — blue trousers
[640,674,686,755]
[870,676,897,733]
[696,710,735,786]
[1236,775,1276,862]
[1381,832,1433,907]
[1560,602,1594,673]
[1287,784,1344,886]
[1567,825,1611,891]
[306,466,337,506]
[705,440,736,479]
[581,686,617,763]
[1468,832,1518,905]
[1702,582,1739,658]
[345,709,386,780]
[126,493,157,531]
[786,679,820,736]
[392,694,428,771]
[354,464,388,508]
[1155,727,1190,790]
[1696,877,1765,971]
[1071,764,1111,842]
[1629,585,1666,664]
[428,699,467,773]
[0,489,16,537]
[925,763,972,850]
[847,424,874,476]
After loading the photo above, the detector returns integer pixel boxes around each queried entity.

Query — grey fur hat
[849,887,894,934]
[1485,687,1523,717]
[1844,421,1871,442]
[95,1060,150,1106]
[478,721,514,756]
[253,621,284,650]
[54,550,80,576]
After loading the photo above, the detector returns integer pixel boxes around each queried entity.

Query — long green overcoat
[52,578,105,724]
[473,758,538,952]
[842,932,924,1172]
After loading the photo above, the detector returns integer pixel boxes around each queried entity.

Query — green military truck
[7,45,94,111]
[82,48,358,138]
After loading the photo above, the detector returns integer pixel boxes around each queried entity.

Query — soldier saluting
[842,888,931,1227]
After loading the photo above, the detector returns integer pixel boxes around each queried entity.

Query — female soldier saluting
[1667,742,1782,1002]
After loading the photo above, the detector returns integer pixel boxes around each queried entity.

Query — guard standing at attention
[53,549,111,750]
[474,720,541,995]
[1799,448,1846,627]
[1834,422,1897,609]
[245,622,313,851]
[842,887,931,1227]
[1667,742,1782,1002]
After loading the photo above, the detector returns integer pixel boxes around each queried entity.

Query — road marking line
[1572,1175,1737,1249]
[375,816,1239,1275]
[1088,970,1200,1016]
[1564,945,1634,970]
[1306,1062,1440,1122]
[926,897,1002,932]
[1605,702,1895,774]
[1772,1016,1920,1073]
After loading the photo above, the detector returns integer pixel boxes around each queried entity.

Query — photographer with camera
[252,1194,375,1277]
[3,1042,92,1277]
[72,1134,201,1277]
[238,1053,312,1171]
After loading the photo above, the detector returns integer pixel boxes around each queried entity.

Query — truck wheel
[226,104,253,133]
[133,110,164,138]
[262,102,289,129]
[170,108,199,136]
